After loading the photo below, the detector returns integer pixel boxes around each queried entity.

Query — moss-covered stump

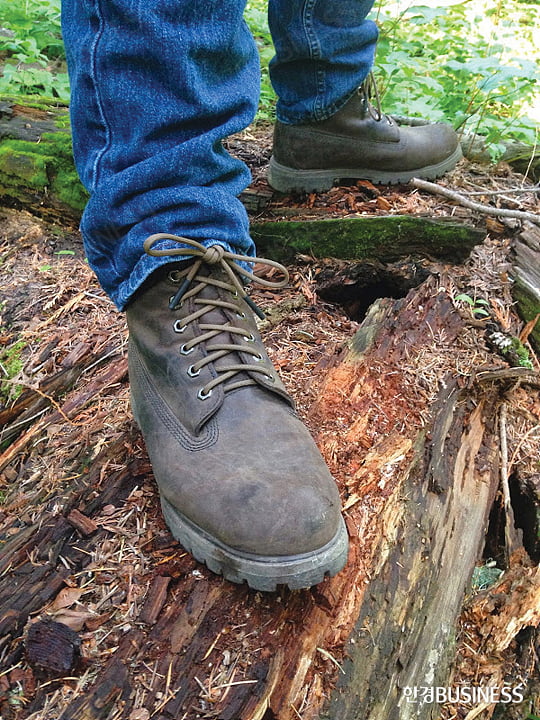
[512,222,540,352]
[251,216,485,264]
[0,97,88,222]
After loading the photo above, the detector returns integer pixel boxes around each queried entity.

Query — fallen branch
[410,177,540,226]
[462,187,539,197]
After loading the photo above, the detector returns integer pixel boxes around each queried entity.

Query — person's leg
[61,0,349,591]
[268,0,378,123]
[62,0,258,311]
[267,0,462,192]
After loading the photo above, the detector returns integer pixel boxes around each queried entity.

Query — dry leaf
[85,612,114,632]
[376,196,392,211]
[129,710,150,720]
[51,609,96,632]
[519,313,540,344]
[49,587,85,612]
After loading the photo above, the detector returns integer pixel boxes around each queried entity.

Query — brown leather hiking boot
[126,235,348,591]
[268,74,462,193]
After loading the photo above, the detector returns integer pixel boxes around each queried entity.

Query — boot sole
[267,144,463,193]
[161,496,349,592]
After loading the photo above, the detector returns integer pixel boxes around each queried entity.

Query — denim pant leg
[268,0,379,123]
[62,0,258,310]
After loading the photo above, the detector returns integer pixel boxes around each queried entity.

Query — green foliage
[1,0,537,159]
[0,0,69,100]
[455,293,491,318]
[0,338,25,405]
[374,0,540,159]
[244,2,276,120]
[244,0,539,157]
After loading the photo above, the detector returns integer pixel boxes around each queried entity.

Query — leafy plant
[244,1,276,120]
[374,0,540,159]
[455,293,491,318]
[0,0,69,99]
[1,0,538,160]
[244,0,539,158]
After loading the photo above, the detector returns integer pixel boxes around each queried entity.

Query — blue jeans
[61,0,378,309]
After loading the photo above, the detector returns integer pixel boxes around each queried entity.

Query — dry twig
[410,177,540,225]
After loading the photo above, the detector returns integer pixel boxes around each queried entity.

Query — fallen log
[1,254,538,719]
[0,97,87,222]
[512,221,540,352]
[251,215,485,264]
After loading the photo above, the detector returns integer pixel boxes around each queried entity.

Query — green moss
[251,216,485,264]
[0,339,26,404]
[0,130,88,214]
[512,282,540,353]
[0,93,69,112]
[510,338,533,368]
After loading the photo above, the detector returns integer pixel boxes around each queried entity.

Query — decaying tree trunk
[512,221,540,352]
[1,245,539,720]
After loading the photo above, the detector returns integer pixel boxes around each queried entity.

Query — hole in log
[483,474,540,566]
[509,474,540,563]
[316,258,431,321]
[484,494,509,568]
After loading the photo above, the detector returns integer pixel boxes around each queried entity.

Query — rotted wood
[251,215,485,265]
[2,269,533,720]
[512,220,540,352]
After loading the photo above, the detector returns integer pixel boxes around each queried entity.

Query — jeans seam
[88,0,111,190]
[302,0,326,119]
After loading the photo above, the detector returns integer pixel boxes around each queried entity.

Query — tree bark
[512,221,540,352]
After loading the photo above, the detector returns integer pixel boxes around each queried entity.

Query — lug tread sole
[267,145,463,193]
[161,496,349,592]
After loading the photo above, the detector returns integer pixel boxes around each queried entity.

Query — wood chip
[139,576,172,625]
[67,508,98,536]
[25,619,81,676]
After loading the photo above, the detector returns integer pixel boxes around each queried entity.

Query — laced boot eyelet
[198,388,213,400]
[180,343,194,355]
[264,374,275,382]
[173,320,187,333]
[254,353,263,362]
[243,333,255,342]
[169,296,183,309]
[236,312,246,319]
[187,365,201,378]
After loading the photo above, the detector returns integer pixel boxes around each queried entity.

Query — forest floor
[0,125,539,720]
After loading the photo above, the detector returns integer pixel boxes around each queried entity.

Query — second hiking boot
[268,75,462,193]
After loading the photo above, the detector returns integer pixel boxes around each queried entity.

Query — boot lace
[359,72,392,124]
[144,234,289,399]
